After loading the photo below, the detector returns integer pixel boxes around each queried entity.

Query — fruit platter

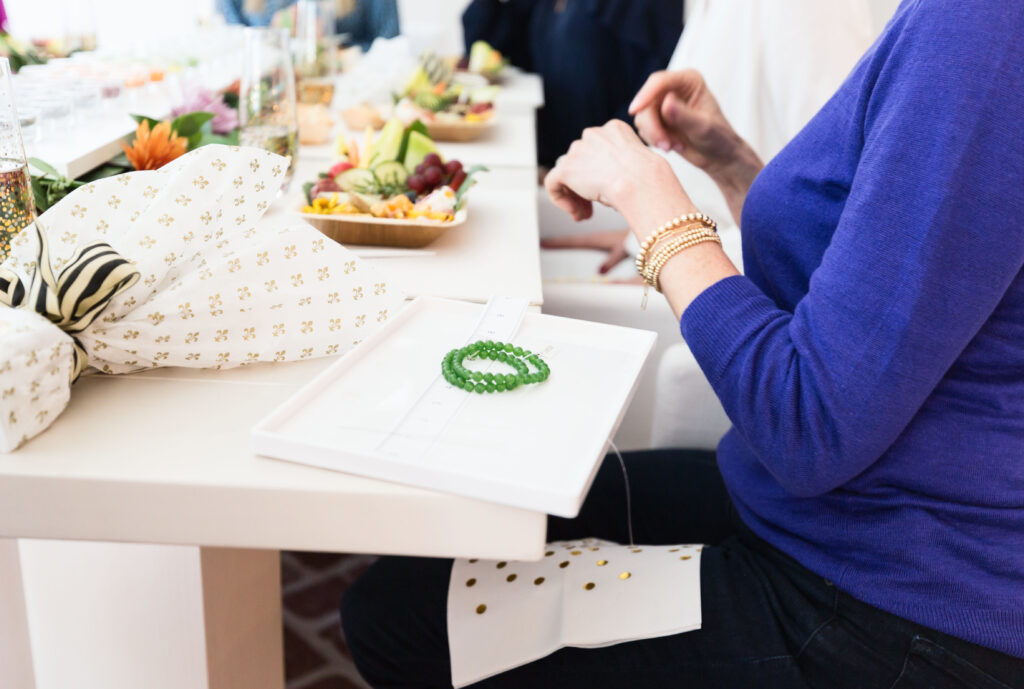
[340,54,499,142]
[457,41,507,83]
[301,118,486,248]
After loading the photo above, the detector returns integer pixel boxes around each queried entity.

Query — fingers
[544,166,593,222]
[598,241,629,274]
[634,104,673,151]
[628,69,704,116]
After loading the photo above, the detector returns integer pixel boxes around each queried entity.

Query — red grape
[423,153,443,169]
[423,166,442,187]
[444,159,463,176]
[407,174,425,193]
[450,169,467,191]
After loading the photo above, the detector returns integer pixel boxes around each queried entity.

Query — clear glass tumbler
[239,27,298,192]
[0,58,35,261]
[294,0,338,106]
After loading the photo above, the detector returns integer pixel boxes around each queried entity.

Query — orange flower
[122,120,187,171]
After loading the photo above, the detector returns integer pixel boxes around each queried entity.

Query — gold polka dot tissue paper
[0,145,403,453]
[447,538,703,687]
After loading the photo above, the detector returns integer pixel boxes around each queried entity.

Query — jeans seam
[796,589,839,660]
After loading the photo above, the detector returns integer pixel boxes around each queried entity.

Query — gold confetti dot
[589,547,600,551]
[534,577,545,586]
[496,561,507,569]
[469,559,479,563]
[506,574,517,583]
[584,582,596,591]
[596,560,608,566]
[545,551,554,557]
[631,548,643,553]
[669,548,680,552]
[476,604,487,614]
[680,555,692,561]
[466,578,477,587]
[559,561,570,569]
[619,572,631,580]
[571,550,582,556]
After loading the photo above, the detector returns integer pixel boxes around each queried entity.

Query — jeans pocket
[889,636,1014,689]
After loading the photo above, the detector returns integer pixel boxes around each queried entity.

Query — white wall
[4,0,217,49]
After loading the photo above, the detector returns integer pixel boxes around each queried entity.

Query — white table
[2,89,547,689]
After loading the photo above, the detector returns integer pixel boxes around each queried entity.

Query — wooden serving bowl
[425,118,496,142]
[301,209,467,248]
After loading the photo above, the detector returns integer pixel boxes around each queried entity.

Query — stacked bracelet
[634,211,719,309]
[644,227,721,290]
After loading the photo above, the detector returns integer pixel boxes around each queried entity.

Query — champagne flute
[0,57,35,262]
[239,27,299,192]
[294,0,338,106]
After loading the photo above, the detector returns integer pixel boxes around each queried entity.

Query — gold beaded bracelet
[646,229,722,291]
[635,211,719,309]
[635,212,716,278]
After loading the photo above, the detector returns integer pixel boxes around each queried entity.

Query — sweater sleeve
[680,2,1024,497]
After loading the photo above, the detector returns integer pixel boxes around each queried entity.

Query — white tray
[251,297,656,517]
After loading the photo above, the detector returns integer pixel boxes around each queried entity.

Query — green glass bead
[513,346,524,356]
[463,380,475,391]
[471,371,483,381]
[496,383,506,392]
[483,372,494,383]
[485,383,496,393]
[474,383,485,393]
[503,343,513,352]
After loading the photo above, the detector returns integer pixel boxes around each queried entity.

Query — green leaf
[78,164,129,183]
[30,177,51,213]
[302,181,315,206]
[222,91,239,110]
[130,114,162,130]
[28,157,60,179]
[194,131,240,148]
[170,111,215,138]
[455,164,488,211]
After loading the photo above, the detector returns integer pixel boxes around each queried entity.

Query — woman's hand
[629,70,763,224]
[545,119,740,318]
[544,120,684,223]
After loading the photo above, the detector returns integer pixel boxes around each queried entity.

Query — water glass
[239,27,298,192]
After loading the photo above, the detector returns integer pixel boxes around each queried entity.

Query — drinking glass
[0,58,35,261]
[239,27,298,192]
[293,0,338,106]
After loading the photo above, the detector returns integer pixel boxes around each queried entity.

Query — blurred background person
[217,0,398,50]
[462,0,683,170]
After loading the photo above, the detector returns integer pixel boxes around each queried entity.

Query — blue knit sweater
[680,0,1024,656]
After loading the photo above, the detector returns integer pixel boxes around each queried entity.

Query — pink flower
[172,88,238,135]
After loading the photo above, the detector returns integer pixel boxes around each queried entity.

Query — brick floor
[282,551,376,689]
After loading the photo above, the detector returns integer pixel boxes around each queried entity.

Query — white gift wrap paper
[0,145,404,452]
[448,539,703,687]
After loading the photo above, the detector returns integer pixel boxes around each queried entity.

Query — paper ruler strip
[375,295,530,463]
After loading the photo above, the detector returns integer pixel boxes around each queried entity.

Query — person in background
[334,0,399,51]
[462,0,682,170]
[217,0,398,50]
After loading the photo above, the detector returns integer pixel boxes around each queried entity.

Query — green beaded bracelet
[441,340,550,393]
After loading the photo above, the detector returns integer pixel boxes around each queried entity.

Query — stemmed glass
[239,27,298,192]
[293,0,339,106]
[0,57,35,261]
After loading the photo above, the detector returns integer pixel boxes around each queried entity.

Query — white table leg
[0,538,36,689]
[14,540,284,689]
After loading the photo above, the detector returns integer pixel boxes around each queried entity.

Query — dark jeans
[340,450,1024,688]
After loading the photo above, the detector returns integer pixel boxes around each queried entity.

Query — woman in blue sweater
[341,2,1024,686]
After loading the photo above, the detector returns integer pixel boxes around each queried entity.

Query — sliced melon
[403,130,440,173]
[371,118,405,166]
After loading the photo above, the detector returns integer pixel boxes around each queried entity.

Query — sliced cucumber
[336,167,376,193]
[372,160,409,187]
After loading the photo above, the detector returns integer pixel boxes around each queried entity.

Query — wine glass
[0,57,35,262]
[239,27,298,192]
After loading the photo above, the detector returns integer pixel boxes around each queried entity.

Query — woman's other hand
[628,69,740,173]
[629,70,763,225]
